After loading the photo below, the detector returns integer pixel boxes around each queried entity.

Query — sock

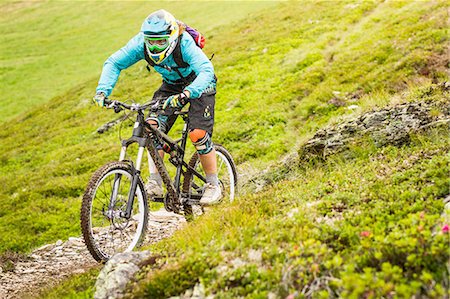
[206,173,219,187]
[150,173,162,186]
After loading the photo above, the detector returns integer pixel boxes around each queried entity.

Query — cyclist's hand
[92,92,106,107]
[162,92,189,110]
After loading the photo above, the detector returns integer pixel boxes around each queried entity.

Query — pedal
[180,193,202,205]
[151,196,164,203]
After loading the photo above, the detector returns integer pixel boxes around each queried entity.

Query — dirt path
[0,210,185,299]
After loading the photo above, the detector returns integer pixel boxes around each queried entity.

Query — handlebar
[104,99,159,113]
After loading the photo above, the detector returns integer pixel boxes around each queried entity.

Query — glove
[93,92,106,107]
[162,92,189,110]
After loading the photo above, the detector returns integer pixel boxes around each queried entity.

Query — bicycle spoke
[217,158,224,172]
[97,184,112,208]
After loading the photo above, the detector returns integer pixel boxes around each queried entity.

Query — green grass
[0,0,449,297]
[130,127,449,298]
[0,1,277,122]
[38,267,100,299]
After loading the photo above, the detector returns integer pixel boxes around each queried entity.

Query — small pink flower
[286,294,295,299]
[293,245,299,251]
[442,224,449,234]
[419,212,425,219]
[360,231,371,237]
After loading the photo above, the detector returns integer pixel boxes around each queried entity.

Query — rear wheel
[80,162,148,262]
[182,144,238,220]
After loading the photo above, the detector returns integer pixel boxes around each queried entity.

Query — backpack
[180,21,206,49]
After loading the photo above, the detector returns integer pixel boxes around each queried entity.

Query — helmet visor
[144,35,170,54]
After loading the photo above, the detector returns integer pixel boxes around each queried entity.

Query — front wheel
[182,144,238,220]
[80,161,148,262]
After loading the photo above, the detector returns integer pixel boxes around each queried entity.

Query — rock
[362,110,389,128]
[297,99,449,162]
[192,282,206,298]
[35,243,54,252]
[248,249,263,263]
[230,258,245,269]
[94,251,151,299]
[150,209,185,222]
[287,208,299,219]
[267,292,278,299]
[55,240,63,247]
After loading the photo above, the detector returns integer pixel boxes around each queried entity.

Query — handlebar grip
[102,99,122,113]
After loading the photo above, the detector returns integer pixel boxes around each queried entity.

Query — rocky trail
[0,210,185,299]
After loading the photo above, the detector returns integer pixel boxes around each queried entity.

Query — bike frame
[113,103,207,217]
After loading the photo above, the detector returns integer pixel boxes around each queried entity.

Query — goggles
[144,35,170,54]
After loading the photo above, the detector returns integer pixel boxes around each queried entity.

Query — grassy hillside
[0,0,278,254]
[0,1,277,122]
[0,0,449,297]
[131,114,449,298]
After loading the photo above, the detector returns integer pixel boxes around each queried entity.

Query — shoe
[145,179,163,197]
[199,183,222,206]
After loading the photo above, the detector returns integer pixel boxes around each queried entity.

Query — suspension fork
[122,146,145,219]
[107,145,128,213]
[115,112,149,219]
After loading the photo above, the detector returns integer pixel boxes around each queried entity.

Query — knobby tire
[80,161,148,262]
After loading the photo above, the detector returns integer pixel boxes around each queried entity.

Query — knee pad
[146,115,169,132]
[146,115,168,150]
[189,129,213,155]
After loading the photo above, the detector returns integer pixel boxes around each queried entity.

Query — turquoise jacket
[96,32,215,99]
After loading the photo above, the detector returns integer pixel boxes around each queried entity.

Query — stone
[150,209,185,222]
[248,249,263,263]
[35,243,54,252]
[94,251,151,299]
[287,208,299,219]
[296,99,449,162]
[192,282,206,298]
[230,258,245,269]
[362,110,389,128]
[267,292,278,299]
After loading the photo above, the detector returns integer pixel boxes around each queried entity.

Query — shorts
[148,81,216,136]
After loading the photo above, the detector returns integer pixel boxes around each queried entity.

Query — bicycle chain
[146,144,181,213]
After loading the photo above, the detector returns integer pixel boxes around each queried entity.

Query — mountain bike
[80,99,238,262]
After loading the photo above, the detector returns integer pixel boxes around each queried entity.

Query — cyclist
[93,9,221,205]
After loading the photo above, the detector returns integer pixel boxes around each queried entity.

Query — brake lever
[105,100,123,113]
[113,105,123,113]
[150,101,162,113]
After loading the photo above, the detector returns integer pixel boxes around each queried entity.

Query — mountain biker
[92,9,221,205]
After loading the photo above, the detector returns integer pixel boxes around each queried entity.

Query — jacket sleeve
[180,33,215,99]
[96,33,145,97]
